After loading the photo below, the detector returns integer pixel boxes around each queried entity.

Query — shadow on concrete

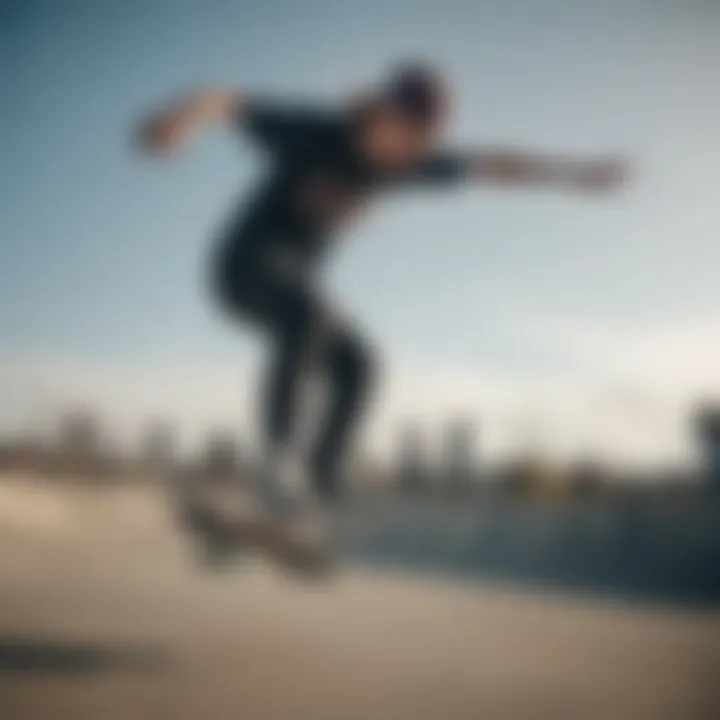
[0,636,171,676]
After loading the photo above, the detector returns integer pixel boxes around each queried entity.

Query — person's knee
[333,330,378,397]
[274,292,325,367]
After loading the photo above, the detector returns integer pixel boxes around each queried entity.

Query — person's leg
[211,244,324,506]
[213,244,325,463]
[200,244,336,569]
[216,244,373,516]
[262,285,327,448]
[309,324,377,503]
[257,282,334,509]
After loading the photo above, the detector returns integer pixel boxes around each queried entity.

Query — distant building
[202,431,239,476]
[442,418,477,490]
[397,423,427,493]
[695,405,720,490]
[53,408,106,475]
[141,420,176,470]
[58,408,101,457]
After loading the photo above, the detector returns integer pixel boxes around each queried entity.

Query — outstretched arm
[468,149,627,193]
[135,90,330,158]
[134,89,243,154]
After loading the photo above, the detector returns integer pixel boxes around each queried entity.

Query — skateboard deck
[170,470,335,578]
[216,509,336,577]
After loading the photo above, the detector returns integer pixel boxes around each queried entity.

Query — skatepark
[1,474,718,720]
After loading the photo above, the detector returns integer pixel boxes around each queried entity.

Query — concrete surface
[1,475,718,720]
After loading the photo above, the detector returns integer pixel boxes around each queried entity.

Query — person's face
[358,104,444,170]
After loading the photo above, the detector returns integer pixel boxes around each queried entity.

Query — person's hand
[134,107,191,155]
[572,157,629,193]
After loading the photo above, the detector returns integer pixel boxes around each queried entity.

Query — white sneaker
[252,452,314,516]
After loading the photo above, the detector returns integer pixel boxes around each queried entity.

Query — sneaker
[234,489,336,577]
[252,453,313,518]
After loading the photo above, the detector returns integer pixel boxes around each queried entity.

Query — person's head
[353,61,450,170]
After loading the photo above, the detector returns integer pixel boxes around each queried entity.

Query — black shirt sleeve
[240,98,333,156]
[393,152,472,187]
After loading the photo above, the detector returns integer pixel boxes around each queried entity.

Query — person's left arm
[400,149,628,193]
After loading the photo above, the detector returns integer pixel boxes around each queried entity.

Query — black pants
[213,243,376,502]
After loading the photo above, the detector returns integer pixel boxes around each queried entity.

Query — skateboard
[170,468,336,579]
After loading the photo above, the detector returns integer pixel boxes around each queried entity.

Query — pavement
[1,474,718,720]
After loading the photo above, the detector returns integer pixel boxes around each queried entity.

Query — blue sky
[1,0,719,464]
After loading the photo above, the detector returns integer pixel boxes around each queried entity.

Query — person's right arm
[135,89,331,158]
[134,89,243,154]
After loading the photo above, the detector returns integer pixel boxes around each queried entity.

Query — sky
[1,0,719,468]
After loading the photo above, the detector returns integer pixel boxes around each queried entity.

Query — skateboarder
[136,61,626,569]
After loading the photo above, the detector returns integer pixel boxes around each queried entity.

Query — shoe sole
[170,470,335,578]
[218,512,336,578]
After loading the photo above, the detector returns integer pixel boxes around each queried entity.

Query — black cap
[383,61,447,126]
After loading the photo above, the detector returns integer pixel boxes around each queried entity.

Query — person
[136,61,626,565]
